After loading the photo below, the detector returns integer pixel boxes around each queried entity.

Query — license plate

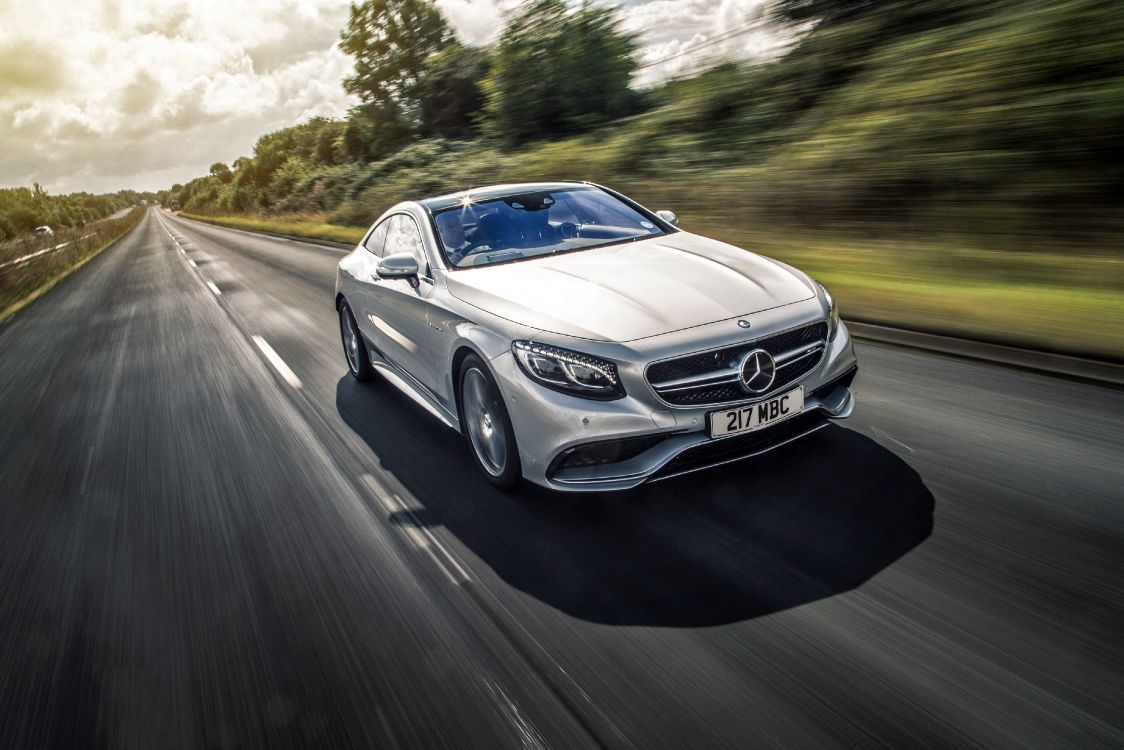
[709,387,804,438]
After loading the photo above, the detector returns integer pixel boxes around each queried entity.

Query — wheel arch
[451,345,482,434]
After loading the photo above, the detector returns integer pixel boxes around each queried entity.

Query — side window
[384,214,428,272]
[363,220,390,257]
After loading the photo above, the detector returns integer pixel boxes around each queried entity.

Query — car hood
[446,232,815,342]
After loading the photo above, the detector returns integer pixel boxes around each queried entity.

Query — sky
[0,0,787,195]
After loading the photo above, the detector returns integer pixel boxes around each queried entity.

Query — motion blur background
[3,0,1122,355]
[2,6,1122,747]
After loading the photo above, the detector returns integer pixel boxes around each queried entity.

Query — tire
[459,354,522,489]
[339,301,373,382]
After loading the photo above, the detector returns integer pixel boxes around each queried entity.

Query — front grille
[660,383,745,405]
[651,411,827,480]
[647,322,828,407]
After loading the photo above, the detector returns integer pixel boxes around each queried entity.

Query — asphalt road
[1,208,1121,748]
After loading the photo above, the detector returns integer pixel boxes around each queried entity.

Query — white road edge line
[251,335,302,389]
[188,259,197,268]
[205,280,222,296]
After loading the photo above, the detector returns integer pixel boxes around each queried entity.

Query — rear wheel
[339,302,373,382]
[460,355,521,488]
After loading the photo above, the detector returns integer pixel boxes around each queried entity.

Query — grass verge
[724,232,1124,361]
[181,212,365,245]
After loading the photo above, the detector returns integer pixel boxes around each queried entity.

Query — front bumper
[493,318,859,492]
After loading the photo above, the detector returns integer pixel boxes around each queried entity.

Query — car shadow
[337,375,934,627]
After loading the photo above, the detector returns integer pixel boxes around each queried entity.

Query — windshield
[432,187,665,269]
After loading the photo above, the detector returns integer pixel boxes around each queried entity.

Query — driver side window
[384,214,428,273]
[363,220,390,257]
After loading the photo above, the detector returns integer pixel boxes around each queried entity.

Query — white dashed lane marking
[361,473,470,585]
[251,335,303,389]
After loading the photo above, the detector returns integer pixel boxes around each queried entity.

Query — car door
[349,218,390,355]
[364,213,436,389]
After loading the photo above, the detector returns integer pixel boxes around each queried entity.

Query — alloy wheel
[463,367,508,477]
[341,307,360,374]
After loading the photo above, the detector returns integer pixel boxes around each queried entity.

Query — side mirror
[376,252,419,279]
[655,210,678,226]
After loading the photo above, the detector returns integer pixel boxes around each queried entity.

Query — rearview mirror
[656,210,678,226]
[376,252,419,279]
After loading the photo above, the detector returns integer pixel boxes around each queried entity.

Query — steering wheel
[460,241,494,257]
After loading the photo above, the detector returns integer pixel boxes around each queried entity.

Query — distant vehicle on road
[335,182,858,491]
[170,200,180,211]
[34,226,54,238]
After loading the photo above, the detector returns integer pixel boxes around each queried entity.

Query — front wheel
[339,302,373,382]
[460,355,522,489]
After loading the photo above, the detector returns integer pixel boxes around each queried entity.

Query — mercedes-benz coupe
[335,182,858,491]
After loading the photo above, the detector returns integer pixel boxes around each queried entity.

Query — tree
[484,0,637,144]
[342,101,414,161]
[339,0,451,112]
[209,162,233,183]
[416,44,488,138]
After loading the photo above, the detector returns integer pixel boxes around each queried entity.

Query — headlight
[512,341,625,400]
[817,281,840,339]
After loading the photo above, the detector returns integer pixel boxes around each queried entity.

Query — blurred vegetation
[164,0,1124,357]
[0,185,149,243]
[483,0,638,143]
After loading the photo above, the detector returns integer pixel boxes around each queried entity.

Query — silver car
[335,182,858,491]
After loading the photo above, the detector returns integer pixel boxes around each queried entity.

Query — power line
[634,15,771,71]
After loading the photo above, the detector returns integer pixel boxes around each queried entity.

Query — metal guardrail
[847,321,1124,387]
[0,234,95,270]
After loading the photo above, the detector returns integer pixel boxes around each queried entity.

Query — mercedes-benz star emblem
[737,319,751,328]
[739,349,776,394]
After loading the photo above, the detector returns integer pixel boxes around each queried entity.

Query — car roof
[418,182,594,213]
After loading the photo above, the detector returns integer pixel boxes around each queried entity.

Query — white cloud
[0,0,356,193]
[436,0,518,46]
[0,0,789,194]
